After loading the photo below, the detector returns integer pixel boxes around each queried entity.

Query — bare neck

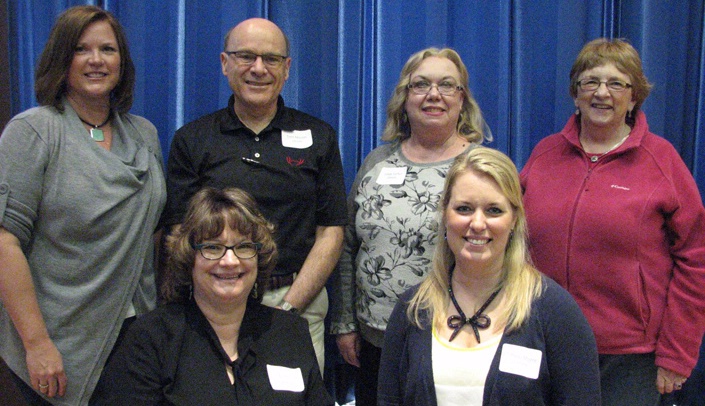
[402,130,467,163]
[451,265,502,302]
[67,94,111,124]
[579,121,631,154]
[196,297,247,359]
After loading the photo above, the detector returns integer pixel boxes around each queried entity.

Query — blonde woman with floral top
[329,47,491,405]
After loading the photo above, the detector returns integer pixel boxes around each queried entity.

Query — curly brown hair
[161,187,277,303]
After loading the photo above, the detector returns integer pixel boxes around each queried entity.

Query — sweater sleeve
[377,291,411,406]
[329,144,396,334]
[328,172,363,334]
[541,279,602,405]
[0,114,49,249]
[654,145,705,377]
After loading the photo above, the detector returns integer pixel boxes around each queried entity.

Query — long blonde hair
[407,147,543,332]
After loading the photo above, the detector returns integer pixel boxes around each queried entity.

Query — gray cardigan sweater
[0,100,166,405]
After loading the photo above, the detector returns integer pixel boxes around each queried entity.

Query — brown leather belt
[269,273,295,290]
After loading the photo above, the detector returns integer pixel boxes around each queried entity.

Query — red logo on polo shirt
[286,157,305,167]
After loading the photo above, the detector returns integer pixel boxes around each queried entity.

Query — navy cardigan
[378,276,601,405]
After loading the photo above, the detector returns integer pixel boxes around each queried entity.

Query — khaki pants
[262,285,328,376]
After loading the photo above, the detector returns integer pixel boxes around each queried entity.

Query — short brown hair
[34,5,135,113]
[569,38,652,125]
[161,187,278,303]
[382,47,491,144]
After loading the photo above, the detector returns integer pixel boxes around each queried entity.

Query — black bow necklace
[447,266,501,343]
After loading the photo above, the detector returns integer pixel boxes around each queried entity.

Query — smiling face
[444,170,516,274]
[221,19,291,117]
[192,226,258,309]
[66,20,121,105]
[574,63,636,131]
[404,56,464,134]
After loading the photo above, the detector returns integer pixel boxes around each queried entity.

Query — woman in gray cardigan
[0,5,165,405]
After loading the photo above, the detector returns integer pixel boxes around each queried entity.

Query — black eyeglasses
[576,78,632,92]
[192,242,262,260]
[224,50,288,67]
[407,80,463,96]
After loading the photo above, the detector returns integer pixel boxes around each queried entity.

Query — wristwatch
[280,300,299,315]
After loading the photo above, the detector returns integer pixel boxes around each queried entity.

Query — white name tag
[282,130,313,149]
[267,364,305,392]
[376,167,408,185]
[498,343,542,379]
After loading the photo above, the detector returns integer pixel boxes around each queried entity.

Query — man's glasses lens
[227,51,287,67]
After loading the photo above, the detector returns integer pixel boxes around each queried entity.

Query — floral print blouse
[330,143,471,339]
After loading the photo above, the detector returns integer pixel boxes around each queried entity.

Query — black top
[162,96,347,276]
[91,300,333,405]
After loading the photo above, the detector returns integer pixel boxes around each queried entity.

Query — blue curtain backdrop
[5,0,705,197]
[5,0,705,402]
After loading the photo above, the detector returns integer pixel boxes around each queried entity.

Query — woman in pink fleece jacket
[521,38,705,406]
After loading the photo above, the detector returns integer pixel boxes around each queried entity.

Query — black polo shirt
[162,96,347,276]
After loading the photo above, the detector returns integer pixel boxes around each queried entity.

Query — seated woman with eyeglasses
[90,187,333,405]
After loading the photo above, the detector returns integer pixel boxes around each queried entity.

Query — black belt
[269,273,295,290]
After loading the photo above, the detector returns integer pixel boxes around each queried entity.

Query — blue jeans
[674,334,705,406]
[354,338,381,406]
[599,353,661,406]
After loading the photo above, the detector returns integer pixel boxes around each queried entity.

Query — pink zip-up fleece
[521,111,705,377]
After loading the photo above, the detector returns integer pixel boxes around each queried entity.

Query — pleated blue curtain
[6,0,705,195]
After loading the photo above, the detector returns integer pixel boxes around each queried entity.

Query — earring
[251,281,259,299]
[575,108,580,116]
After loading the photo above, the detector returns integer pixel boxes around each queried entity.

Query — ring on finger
[39,383,49,389]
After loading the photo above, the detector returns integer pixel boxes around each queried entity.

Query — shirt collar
[220,95,287,135]
[562,110,648,153]
[186,298,271,366]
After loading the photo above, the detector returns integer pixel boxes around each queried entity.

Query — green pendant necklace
[78,113,111,142]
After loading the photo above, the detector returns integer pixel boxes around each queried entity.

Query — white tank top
[432,324,502,406]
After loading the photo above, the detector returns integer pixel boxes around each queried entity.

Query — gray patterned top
[330,142,474,345]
